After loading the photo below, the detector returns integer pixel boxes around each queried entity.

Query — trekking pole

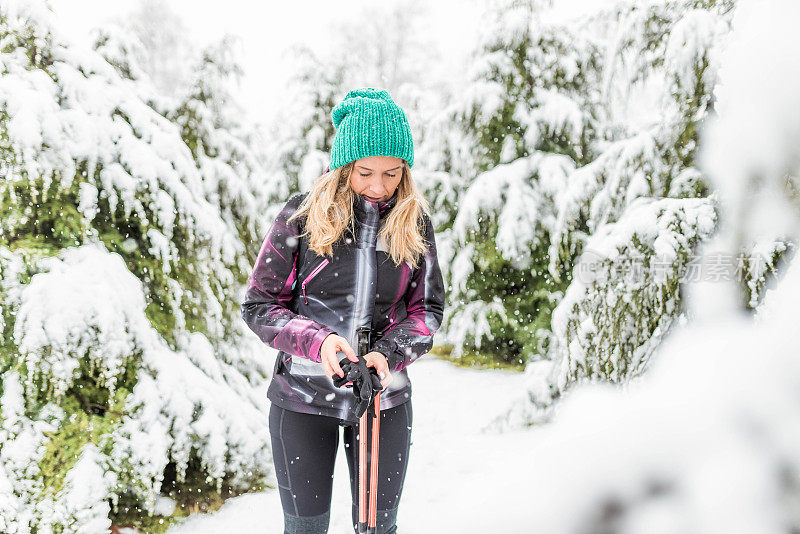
[355,327,383,534]
[358,406,368,534]
[368,391,381,534]
[356,327,371,534]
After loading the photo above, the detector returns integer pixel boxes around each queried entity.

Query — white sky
[52,0,483,127]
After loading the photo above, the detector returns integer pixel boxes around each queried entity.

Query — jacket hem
[267,387,412,425]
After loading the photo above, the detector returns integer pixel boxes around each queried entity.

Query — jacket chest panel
[294,245,410,312]
[375,251,411,308]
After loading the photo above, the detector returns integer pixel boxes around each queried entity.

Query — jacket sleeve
[371,214,446,372]
[241,193,337,363]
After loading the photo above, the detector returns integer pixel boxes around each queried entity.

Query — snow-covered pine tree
[0,1,275,531]
[520,2,787,423]
[440,0,602,368]
[166,34,281,337]
[441,1,734,406]
[524,0,795,424]
[477,1,800,527]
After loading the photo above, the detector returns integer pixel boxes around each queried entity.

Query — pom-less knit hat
[329,87,414,171]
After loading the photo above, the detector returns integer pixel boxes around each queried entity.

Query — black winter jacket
[241,189,446,423]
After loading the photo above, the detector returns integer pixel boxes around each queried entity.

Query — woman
[241,87,446,534]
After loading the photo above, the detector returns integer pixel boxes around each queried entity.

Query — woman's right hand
[320,334,359,380]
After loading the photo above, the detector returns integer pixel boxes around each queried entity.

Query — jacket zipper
[301,258,330,304]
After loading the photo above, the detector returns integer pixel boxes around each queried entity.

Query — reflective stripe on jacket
[241,189,446,423]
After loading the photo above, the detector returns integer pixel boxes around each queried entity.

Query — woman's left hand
[364,351,393,388]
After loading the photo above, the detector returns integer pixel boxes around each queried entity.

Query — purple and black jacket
[241,189,446,423]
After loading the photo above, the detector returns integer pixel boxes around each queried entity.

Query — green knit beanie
[329,87,414,171]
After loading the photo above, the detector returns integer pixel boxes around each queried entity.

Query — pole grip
[356,326,371,359]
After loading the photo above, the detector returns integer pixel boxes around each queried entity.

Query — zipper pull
[300,258,329,306]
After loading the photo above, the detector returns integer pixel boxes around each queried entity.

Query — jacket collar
[353,189,398,220]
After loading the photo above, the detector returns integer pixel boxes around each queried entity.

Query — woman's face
[349,156,404,202]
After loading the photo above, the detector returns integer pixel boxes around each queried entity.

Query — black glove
[332,353,383,418]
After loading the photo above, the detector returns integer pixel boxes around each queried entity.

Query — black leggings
[268,401,413,534]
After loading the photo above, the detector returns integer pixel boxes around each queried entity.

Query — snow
[0,371,44,531]
[112,323,273,508]
[443,298,508,361]
[14,243,155,400]
[697,0,800,270]
[517,195,716,400]
[3,240,274,518]
[502,303,800,534]
[690,0,800,324]
[45,444,116,534]
[453,152,574,272]
[702,0,800,194]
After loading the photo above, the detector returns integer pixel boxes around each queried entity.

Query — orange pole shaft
[368,392,381,531]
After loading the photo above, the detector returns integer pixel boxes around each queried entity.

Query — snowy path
[166,357,530,533]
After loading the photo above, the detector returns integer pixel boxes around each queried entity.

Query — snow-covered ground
[165,356,528,533]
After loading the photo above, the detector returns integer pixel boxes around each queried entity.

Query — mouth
[362,195,384,202]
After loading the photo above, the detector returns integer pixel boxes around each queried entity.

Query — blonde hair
[288,160,431,270]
